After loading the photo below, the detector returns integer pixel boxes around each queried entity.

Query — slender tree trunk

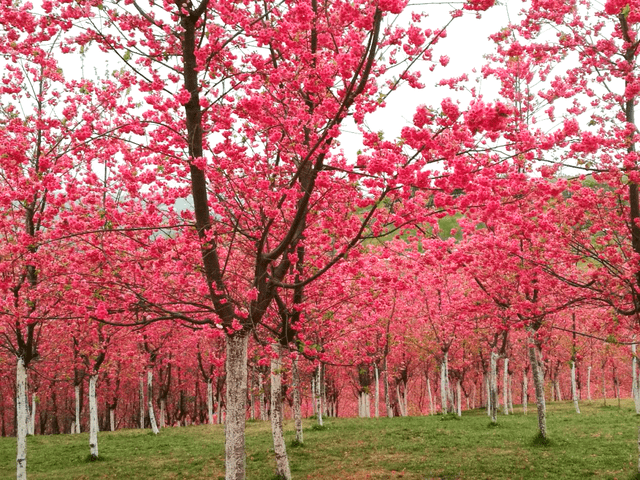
[109,407,115,432]
[602,366,607,406]
[633,345,640,414]
[384,360,392,418]
[207,379,214,425]
[427,377,435,415]
[522,371,528,415]
[28,394,36,436]
[587,366,592,402]
[259,372,267,421]
[139,376,145,429]
[396,384,405,417]
[269,344,291,480]
[489,352,498,424]
[554,377,562,402]
[74,384,81,434]
[147,370,159,434]
[316,366,324,426]
[441,353,449,415]
[456,379,462,417]
[528,339,547,439]
[89,374,99,459]
[508,374,514,414]
[502,358,509,416]
[484,371,490,416]
[571,361,581,414]
[225,333,249,480]
[160,398,166,428]
[291,357,303,444]
[374,364,380,418]
[16,357,27,480]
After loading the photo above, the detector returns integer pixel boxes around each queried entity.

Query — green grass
[1,400,639,479]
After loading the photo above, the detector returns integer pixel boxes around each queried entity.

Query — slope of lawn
[1,400,639,479]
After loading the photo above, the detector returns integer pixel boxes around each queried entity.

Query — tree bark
[89,374,99,459]
[225,333,249,480]
[374,363,379,418]
[139,376,145,429]
[489,352,498,424]
[259,372,268,421]
[75,384,81,434]
[160,399,166,428]
[29,394,36,436]
[427,377,435,415]
[571,361,581,414]
[528,338,547,439]
[207,379,214,425]
[16,357,27,480]
[147,370,159,434]
[587,366,592,402]
[633,345,640,414]
[316,366,324,426]
[292,357,303,444]
[456,379,462,417]
[502,358,509,416]
[384,359,392,418]
[522,370,528,415]
[269,344,291,480]
[440,352,449,415]
[109,408,115,432]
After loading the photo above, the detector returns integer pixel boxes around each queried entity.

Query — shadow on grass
[530,432,553,447]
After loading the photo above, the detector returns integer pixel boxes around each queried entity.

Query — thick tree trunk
[225,333,249,480]
[440,353,449,415]
[74,384,81,434]
[571,361,581,414]
[374,364,379,418]
[147,370,159,434]
[502,358,509,416]
[139,376,145,429]
[16,357,27,480]
[489,352,498,424]
[291,357,303,444]
[207,379,214,425]
[89,374,99,459]
[528,340,547,439]
[269,344,291,480]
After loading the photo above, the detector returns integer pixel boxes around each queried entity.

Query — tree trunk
[207,379,214,425]
[89,374,99,460]
[508,373,514,414]
[456,379,462,417]
[587,366,592,402]
[440,353,449,415]
[29,394,36,436]
[633,345,640,414]
[225,333,249,480]
[528,339,547,439]
[502,358,509,416]
[147,370,159,434]
[160,398,167,428]
[484,371,490,416]
[109,407,116,432]
[259,372,267,421]
[139,376,145,429]
[602,366,607,406]
[291,357,303,444]
[522,370,528,415]
[571,361,581,414]
[489,352,498,424]
[427,377,435,415]
[74,384,81,434]
[384,359,392,418]
[16,357,27,480]
[374,364,379,418]
[316,366,324,426]
[269,344,291,480]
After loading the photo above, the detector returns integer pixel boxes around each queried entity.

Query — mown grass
[1,400,639,479]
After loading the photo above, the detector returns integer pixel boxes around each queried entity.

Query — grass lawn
[1,400,640,479]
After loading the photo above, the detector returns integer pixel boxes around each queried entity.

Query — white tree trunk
[427,377,435,415]
[374,364,380,418]
[484,371,490,417]
[571,360,581,414]
[528,338,547,439]
[160,398,166,428]
[29,394,36,436]
[259,372,267,421]
[440,353,449,415]
[508,373,514,414]
[489,352,498,423]
[225,333,249,480]
[75,384,81,434]
[109,408,116,432]
[384,364,392,418]
[147,370,159,435]
[633,345,640,414]
[396,384,406,417]
[292,357,303,444]
[139,376,145,429]
[269,344,291,480]
[456,379,462,417]
[207,379,214,425]
[554,377,563,402]
[523,371,528,415]
[89,374,99,459]
[16,357,28,480]
[502,358,509,416]
[587,366,592,402]
[316,366,324,426]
